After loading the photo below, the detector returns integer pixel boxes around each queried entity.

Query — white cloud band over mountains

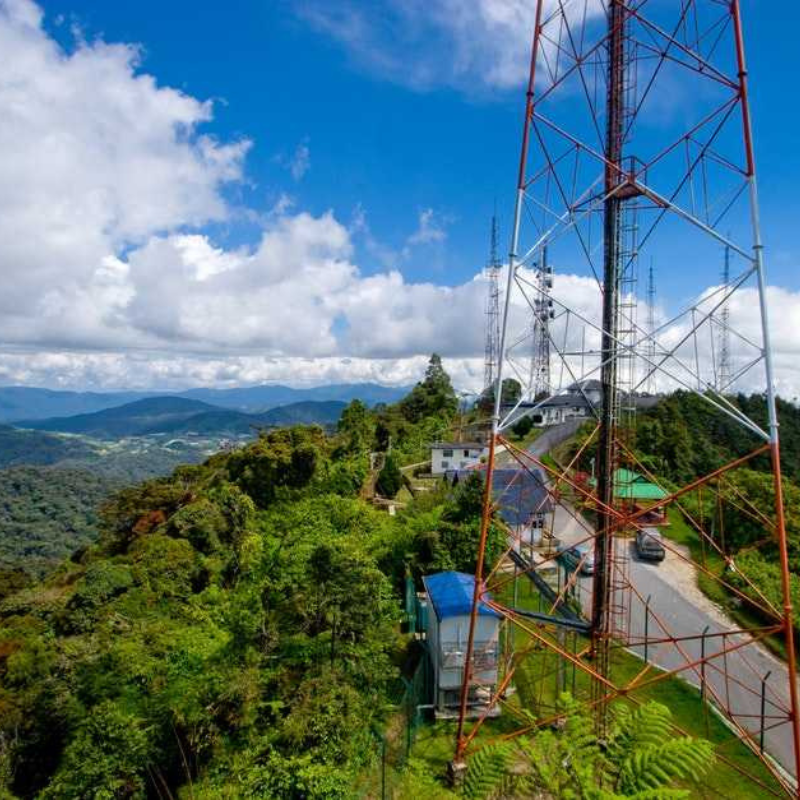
[0,0,799,398]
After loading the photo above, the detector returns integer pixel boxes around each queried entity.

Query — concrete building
[430,441,485,476]
[422,571,501,717]
[503,390,595,429]
[528,394,593,427]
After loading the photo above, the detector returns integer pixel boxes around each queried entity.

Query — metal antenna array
[453,2,800,795]
[646,262,656,395]
[528,245,554,398]
[718,244,732,392]
[484,215,502,392]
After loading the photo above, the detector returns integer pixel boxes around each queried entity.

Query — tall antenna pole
[718,244,732,392]
[484,215,502,393]
[529,245,553,399]
[591,0,629,730]
[646,260,656,395]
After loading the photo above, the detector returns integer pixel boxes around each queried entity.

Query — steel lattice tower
[484,215,502,393]
[646,261,656,395]
[453,2,800,795]
[528,245,553,399]
[718,244,732,392]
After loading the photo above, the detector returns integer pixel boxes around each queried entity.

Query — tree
[375,454,403,498]
[478,378,522,413]
[511,415,534,439]
[337,399,375,454]
[400,354,459,423]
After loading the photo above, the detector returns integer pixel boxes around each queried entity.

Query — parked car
[558,542,595,575]
[635,527,665,562]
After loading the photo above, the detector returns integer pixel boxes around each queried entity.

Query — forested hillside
[0,467,120,594]
[634,391,800,483]
[0,425,96,468]
[632,392,800,633]
[0,355,503,798]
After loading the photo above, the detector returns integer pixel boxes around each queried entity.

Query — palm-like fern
[606,702,714,798]
[462,741,514,800]
[460,695,714,799]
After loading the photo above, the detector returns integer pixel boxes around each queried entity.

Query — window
[442,448,454,457]
[442,460,449,469]
[463,449,470,457]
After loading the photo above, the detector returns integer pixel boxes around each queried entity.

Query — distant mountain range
[178,383,409,413]
[0,382,409,422]
[20,396,348,439]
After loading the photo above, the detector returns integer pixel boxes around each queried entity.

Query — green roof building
[590,468,668,501]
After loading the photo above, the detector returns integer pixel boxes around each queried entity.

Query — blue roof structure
[492,468,552,526]
[446,467,552,528]
[423,571,500,621]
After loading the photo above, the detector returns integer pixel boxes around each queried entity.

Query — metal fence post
[381,734,387,800]
[700,625,709,704]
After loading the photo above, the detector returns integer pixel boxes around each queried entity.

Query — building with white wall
[430,441,485,476]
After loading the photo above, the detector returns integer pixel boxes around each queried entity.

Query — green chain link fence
[354,639,432,798]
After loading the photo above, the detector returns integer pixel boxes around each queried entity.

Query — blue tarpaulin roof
[446,467,553,527]
[423,571,501,620]
[492,468,552,526]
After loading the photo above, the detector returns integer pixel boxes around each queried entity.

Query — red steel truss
[453,2,800,796]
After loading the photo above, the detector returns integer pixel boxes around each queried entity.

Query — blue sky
[0,0,797,393]
[38,0,799,290]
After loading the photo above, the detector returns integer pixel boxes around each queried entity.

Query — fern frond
[609,702,673,759]
[462,741,513,800]
[616,738,714,794]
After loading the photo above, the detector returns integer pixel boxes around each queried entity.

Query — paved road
[552,502,798,780]
[498,419,584,467]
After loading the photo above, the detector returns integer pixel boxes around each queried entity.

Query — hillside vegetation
[0,361,748,798]
[0,355,504,798]
[0,425,96,468]
[0,467,120,593]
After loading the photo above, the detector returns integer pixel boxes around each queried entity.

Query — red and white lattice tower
[454,2,800,796]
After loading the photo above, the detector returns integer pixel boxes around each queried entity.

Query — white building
[430,441,485,476]
[422,571,501,718]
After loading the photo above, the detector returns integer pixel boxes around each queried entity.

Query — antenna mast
[529,245,553,399]
[718,244,732,392]
[646,261,656,394]
[484,215,502,393]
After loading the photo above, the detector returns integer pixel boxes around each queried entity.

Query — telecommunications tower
[646,262,656,395]
[528,246,553,399]
[718,244,732,392]
[484,215,502,393]
[454,2,800,796]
